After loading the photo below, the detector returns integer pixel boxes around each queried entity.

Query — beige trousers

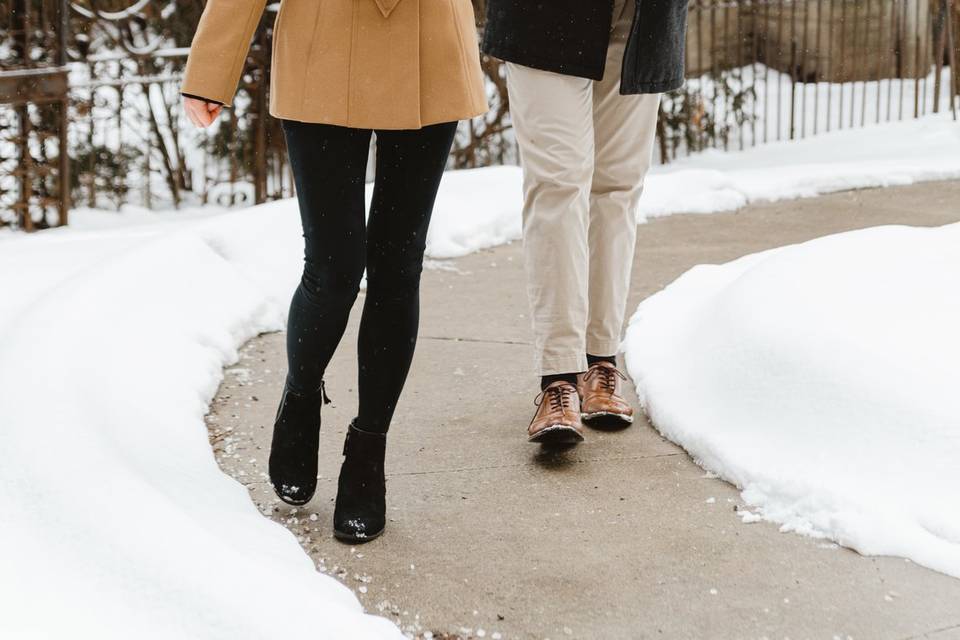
[506,0,662,375]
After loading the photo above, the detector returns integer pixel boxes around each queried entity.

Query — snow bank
[0,203,401,639]
[622,223,960,578]
[641,111,960,217]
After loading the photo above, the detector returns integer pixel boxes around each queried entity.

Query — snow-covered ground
[622,223,960,579]
[641,109,960,217]
[1,112,958,637]
[0,204,403,639]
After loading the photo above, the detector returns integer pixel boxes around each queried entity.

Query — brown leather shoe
[528,381,585,444]
[578,361,634,427]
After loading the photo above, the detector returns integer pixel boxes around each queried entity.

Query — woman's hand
[183,96,223,128]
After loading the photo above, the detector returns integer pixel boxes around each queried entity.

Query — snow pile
[622,223,960,577]
[0,203,401,639]
[641,110,960,217]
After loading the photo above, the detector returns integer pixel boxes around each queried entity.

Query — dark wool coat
[481,0,689,94]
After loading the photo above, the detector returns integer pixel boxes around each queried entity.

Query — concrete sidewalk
[206,180,960,640]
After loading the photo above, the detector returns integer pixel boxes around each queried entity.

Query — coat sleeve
[181,0,269,107]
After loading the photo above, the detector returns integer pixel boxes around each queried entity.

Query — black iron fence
[67,14,284,213]
[2,0,958,231]
[0,0,70,230]
[660,0,959,161]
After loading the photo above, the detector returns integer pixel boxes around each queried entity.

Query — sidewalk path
[206,180,960,640]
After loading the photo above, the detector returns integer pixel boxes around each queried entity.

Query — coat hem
[485,37,685,95]
[619,76,686,95]
[482,39,605,82]
[269,103,486,131]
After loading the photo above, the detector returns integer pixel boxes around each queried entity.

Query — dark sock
[587,354,617,367]
[540,373,579,391]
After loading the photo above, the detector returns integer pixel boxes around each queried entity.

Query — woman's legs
[282,120,372,395]
[355,121,458,433]
[270,120,371,505]
[273,116,456,525]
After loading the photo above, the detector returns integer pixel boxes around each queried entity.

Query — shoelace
[583,365,625,394]
[535,384,575,413]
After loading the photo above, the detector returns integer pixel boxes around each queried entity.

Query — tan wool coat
[182,0,489,130]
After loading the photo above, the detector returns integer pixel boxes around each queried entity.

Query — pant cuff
[537,353,589,377]
[585,339,622,359]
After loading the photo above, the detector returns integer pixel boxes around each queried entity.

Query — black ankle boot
[333,421,387,543]
[268,382,330,506]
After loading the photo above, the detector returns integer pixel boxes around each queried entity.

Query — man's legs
[506,61,595,443]
[575,0,661,428]
[586,0,661,363]
[505,62,595,380]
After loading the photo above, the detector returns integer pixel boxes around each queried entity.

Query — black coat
[481,0,689,94]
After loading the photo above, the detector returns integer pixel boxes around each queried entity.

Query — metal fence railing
[67,34,287,214]
[2,0,289,229]
[0,0,71,230]
[658,0,959,162]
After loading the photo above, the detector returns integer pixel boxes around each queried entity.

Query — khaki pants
[507,0,661,376]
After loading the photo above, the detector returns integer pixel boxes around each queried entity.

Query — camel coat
[182,0,488,130]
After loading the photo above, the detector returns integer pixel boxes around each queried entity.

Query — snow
[0,203,401,639]
[640,110,960,218]
[622,223,960,578]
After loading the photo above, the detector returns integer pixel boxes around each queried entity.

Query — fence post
[947,0,959,118]
[914,0,922,118]
[57,0,70,226]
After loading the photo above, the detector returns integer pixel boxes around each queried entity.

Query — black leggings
[282,119,458,433]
